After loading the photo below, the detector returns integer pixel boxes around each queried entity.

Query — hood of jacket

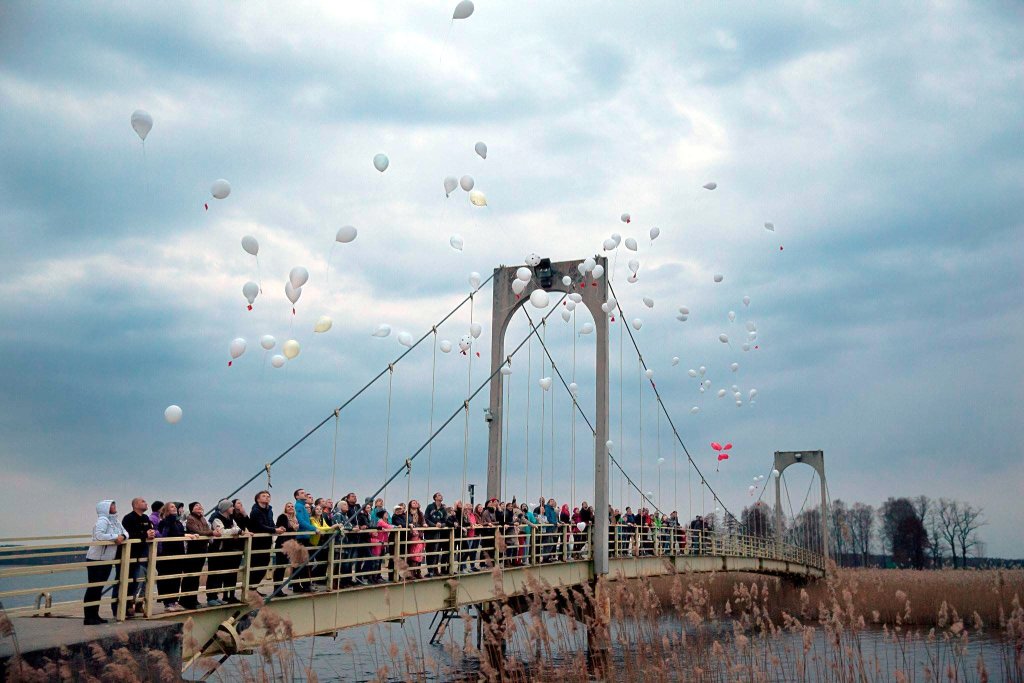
[95,499,116,521]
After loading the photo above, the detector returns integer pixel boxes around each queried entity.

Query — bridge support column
[478,602,508,676]
[586,579,611,675]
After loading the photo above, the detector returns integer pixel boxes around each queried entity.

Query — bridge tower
[486,256,610,575]
[773,450,829,563]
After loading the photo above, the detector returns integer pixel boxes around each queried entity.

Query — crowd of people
[83,489,707,625]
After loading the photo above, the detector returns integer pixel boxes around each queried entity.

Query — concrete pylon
[486,257,610,575]
[773,450,829,562]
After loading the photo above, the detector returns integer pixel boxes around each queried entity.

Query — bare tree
[830,499,851,565]
[938,499,961,567]
[925,506,944,568]
[954,503,985,565]
[848,503,874,566]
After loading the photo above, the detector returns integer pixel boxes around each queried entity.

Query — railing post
[448,528,456,577]
[326,534,336,590]
[392,529,403,583]
[562,526,569,563]
[144,540,158,618]
[240,534,253,603]
[116,541,132,622]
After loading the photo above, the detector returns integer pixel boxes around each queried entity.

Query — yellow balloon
[282,339,301,359]
[314,315,332,333]
[469,190,487,207]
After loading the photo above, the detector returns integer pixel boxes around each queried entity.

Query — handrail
[0,525,823,621]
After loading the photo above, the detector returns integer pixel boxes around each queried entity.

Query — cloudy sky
[1,1,1021,557]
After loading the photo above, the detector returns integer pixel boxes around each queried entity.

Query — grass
[5,567,1023,681]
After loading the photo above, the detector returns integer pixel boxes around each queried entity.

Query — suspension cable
[606,281,741,527]
[214,273,495,505]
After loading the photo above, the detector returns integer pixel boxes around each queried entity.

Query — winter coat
[86,500,126,561]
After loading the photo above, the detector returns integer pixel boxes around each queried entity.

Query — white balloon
[516,267,532,282]
[242,281,259,305]
[749,486,756,493]
[728,311,736,322]
[731,362,739,372]
[746,321,757,332]
[625,237,638,251]
[671,357,679,366]
[688,369,697,377]
[698,366,706,376]
[627,259,640,274]
[469,272,482,289]
[717,389,727,398]
[561,309,572,322]
[690,406,700,414]
[500,365,512,376]
[529,289,550,309]
[600,302,611,314]
[583,257,596,273]
[605,295,616,309]
[764,222,775,232]
[649,226,660,241]
[271,354,286,368]
[211,179,232,200]
[241,235,259,256]
[474,141,487,159]
[449,235,464,251]
[453,0,474,19]
[736,400,743,407]
[611,233,622,246]
[603,238,617,251]
[713,274,724,283]
[678,306,690,315]
[459,175,475,192]
[568,382,578,395]
[591,264,605,279]
[749,389,758,399]
[336,225,358,243]
[511,279,527,295]
[620,213,630,224]
[444,176,458,197]
[719,334,729,343]
[580,323,594,335]
[260,335,276,350]
[539,377,552,391]
[526,253,541,267]
[289,266,309,289]
[458,338,471,353]
[748,331,757,341]
[742,296,751,307]
[229,338,247,359]
[372,324,392,338]
[731,385,739,391]
[470,322,482,338]
[164,405,182,424]
[644,369,653,379]
[562,275,572,286]
[657,457,665,465]
[373,153,389,172]
[742,343,750,352]
[631,318,643,331]
[282,339,300,359]
[439,339,453,353]
[130,110,153,141]
[772,469,780,478]
[703,182,717,190]
[606,440,614,452]
[642,297,654,308]
[565,300,576,311]
[285,282,301,304]
[676,314,688,321]
[397,332,414,347]
[314,315,333,333]
[569,293,583,303]
[469,190,487,207]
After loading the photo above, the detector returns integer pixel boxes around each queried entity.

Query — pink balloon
[711,442,722,451]
[723,443,733,451]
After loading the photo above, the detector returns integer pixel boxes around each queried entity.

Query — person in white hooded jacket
[83,500,127,625]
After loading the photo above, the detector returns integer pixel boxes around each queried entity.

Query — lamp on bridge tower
[485,256,611,575]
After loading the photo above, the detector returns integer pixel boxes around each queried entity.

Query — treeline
[739,496,998,569]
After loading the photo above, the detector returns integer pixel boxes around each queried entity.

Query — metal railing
[0,525,822,621]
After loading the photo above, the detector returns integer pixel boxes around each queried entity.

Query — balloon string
[255,254,263,294]
[325,242,335,290]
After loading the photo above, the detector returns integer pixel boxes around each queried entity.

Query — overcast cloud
[1,1,1021,557]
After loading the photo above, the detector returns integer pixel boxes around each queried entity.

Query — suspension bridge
[0,256,829,675]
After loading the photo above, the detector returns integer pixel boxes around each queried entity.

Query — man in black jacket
[248,490,283,593]
[121,497,156,617]
[423,492,447,576]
